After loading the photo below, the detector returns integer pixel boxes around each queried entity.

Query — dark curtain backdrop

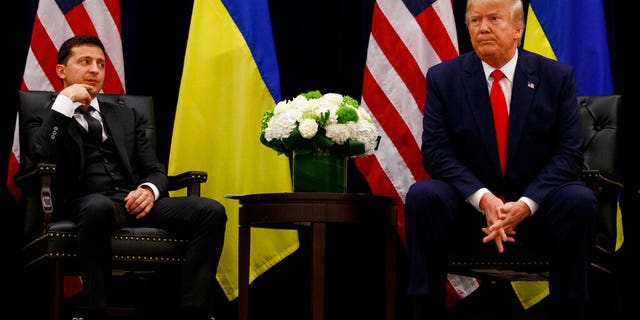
[3,1,634,319]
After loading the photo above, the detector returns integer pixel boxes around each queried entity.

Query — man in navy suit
[404,0,596,319]
[26,35,227,320]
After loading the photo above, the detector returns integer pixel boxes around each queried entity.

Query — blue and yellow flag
[168,0,298,301]
[523,0,613,95]
[515,0,618,309]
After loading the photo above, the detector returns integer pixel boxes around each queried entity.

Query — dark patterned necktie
[76,106,103,144]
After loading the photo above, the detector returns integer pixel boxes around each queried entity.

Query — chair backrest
[578,95,622,262]
[579,95,621,176]
[98,93,157,151]
[17,90,156,238]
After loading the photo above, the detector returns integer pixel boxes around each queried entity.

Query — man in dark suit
[404,0,596,319]
[26,35,227,320]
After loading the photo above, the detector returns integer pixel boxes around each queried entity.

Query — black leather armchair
[16,90,208,320]
[447,95,623,281]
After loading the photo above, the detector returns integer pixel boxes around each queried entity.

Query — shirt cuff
[519,196,538,216]
[51,94,79,117]
[467,188,490,214]
[140,182,160,201]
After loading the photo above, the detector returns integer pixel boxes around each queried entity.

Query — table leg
[239,223,250,320]
[52,261,64,320]
[311,222,326,320]
[385,226,397,320]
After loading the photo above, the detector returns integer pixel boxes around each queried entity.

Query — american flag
[355,0,480,307]
[9,0,125,298]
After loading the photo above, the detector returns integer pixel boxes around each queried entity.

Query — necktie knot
[491,69,504,82]
[76,105,96,114]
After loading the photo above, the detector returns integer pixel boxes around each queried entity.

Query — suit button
[50,126,58,139]
[104,158,109,163]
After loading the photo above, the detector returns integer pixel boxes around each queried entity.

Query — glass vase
[292,151,347,193]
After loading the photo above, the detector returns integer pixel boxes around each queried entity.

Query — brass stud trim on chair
[112,235,188,243]
[112,255,186,263]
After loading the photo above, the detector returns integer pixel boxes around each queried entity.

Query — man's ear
[55,64,66,79]
[514,28,523,41]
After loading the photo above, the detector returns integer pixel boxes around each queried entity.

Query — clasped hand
[124,186,155,219]
[479,193,530,253]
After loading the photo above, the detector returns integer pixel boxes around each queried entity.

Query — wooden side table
[229,192,397,320]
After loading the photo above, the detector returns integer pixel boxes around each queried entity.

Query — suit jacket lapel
[68,120,84,149]
[99,102,134,176]
[67,119,86,171]
[506,49,538,170]
[462,54,501,169]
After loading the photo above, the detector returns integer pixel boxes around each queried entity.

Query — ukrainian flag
[168,0,298,301]
[514,0,618,309]
[523,0,613,95]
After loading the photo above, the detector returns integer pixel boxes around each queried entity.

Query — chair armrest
[168,171,208,197]
[14,163,56,227]
[581,169,624,191]
[15,165,208,225]
[14,163,57,186]
[581,169,623,261]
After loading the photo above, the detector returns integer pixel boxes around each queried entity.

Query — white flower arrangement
[260,90,381,157]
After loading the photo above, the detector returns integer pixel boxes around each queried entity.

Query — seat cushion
[23,220,187,270]
[112,227,188,266]
[448,242,551,281]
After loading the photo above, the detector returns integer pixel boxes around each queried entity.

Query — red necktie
[490,69,508,174]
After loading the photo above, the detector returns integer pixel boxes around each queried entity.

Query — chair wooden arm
[168,171,208,196]
[581,169,624,191]
[581,168,622,271]
[15,165,209,226]
[14,162,57,185]
[15,163,57,227]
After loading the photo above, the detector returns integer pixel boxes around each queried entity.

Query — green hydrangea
[336,105,358,124]
[302,90,323,99]
[342,95,359,108]
[261,109,274,130]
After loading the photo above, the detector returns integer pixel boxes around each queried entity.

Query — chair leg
[51,261,65,320]
[410,295,444,320]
